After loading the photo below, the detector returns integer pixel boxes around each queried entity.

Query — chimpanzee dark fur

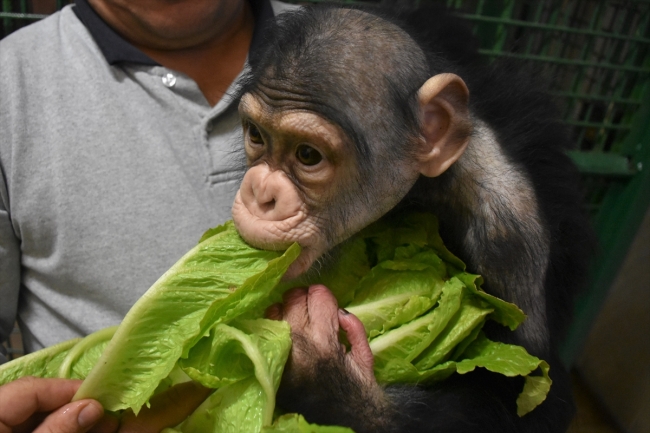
[243,4,594,433]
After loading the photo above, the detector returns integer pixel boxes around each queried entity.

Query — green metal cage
[2,0,649,365]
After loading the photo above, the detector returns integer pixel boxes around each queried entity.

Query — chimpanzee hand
[266,285,395,433]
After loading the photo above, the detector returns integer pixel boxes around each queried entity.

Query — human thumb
[34,399,104,433]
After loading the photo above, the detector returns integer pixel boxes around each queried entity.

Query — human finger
[306,285,339,322]
[32,400,104,433]
[306,285,339,340]
[0,377,82,428]
[280,287,309,328]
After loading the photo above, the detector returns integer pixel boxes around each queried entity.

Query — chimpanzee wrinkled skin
[231,5,593,433]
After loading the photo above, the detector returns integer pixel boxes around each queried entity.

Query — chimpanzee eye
[296,144,323,166]
[248,123,264,145]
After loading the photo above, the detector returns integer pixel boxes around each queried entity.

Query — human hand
[0,376,116,433]
[0,376,211,433]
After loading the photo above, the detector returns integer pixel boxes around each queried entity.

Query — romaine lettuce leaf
[0,338,80,385]
[262,414,355,433]
[370,278,463,368]
[59,326,117,379]
[181,320,291,409]
[345,260,444,338]
[74,221,300,414]
[173,319,292,432]
[453,272,526,330]
[413,292,493,370]
[173,377,266,433]
[2,212,551,428]
[271,236,371,310]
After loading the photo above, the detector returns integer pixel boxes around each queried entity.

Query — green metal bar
[567,151,636,177]
[618,16,650,155]
[598,4,648,151]
[0,12,48,20]
[2,0,10,35]
[564,120,632,131]
[475,0,486,16]
[459,13,650,43]
[582,102,599,147]
[522,1,547,55]
[552,2,593,145]
[477,49,650,73]
[549,1,567,61]
[491,0,515,53]
[553,0,579,81]
[581,5,619,152]
[564,1,605,147]
[446,0,464,10]
[552,91,643,105]
[538,0,564,59]
[591,7,627,151]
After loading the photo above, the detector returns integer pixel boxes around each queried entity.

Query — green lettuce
[0,338,81,384]
[74,221,300,414]
[261,414,355,433]
[0,213,551,431]
[169,319,292,432]
[0,325,116,385]
[338,214,548,415]
[345,260,445,339]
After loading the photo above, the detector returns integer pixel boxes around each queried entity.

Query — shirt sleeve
[0,172,20,350]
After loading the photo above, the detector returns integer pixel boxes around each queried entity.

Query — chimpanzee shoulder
[385,4,594,343]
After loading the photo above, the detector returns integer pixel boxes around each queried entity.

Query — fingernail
[339,308,350,315]
[78,402,103,428]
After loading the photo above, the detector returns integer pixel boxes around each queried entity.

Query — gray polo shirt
[0,0,296,354]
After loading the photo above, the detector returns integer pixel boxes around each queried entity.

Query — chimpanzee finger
[338,309,375,380]
[306,285,339,321]
[305,285,340,351]
[280,287,310,329]
[306,285,339,327]
[265,303,283,321]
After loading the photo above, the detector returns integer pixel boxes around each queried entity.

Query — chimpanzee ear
[417,73,471,178]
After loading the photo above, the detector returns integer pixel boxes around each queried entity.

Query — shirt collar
[73,0,275,66]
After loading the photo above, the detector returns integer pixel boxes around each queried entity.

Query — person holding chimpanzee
[0,2,592,433]
[0,0,295,431]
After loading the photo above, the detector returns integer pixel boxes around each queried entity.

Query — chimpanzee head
[232,6,471,278]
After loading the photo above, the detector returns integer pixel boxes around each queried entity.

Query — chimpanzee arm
[269,285,574,433]
[384,364,574,433]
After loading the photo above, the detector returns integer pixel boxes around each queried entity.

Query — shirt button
[161,73,176,88]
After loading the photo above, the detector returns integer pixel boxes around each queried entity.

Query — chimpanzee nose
[239,164,302,221]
